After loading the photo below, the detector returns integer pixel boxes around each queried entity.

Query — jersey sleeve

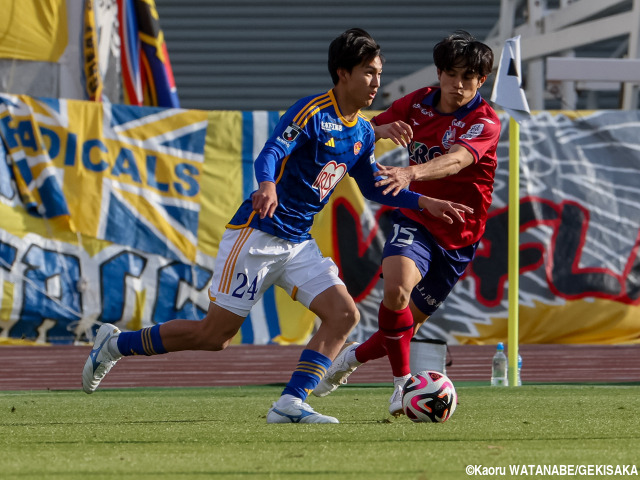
[254,99,312,183]
[254,146,280,183]
[455,111,501,163]
[349,148,421,210]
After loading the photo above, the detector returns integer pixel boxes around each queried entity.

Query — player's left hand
[417,196,474,224]
[375,163,413,196]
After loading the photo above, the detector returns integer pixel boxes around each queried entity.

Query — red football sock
[378,302,413,377]
[354,330,387,363]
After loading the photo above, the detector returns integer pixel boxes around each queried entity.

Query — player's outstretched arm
[375,145,474,196]
[417,196,473,224]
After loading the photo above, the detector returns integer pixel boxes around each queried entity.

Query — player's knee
[322,302,359,334]
[337,303,360,332]
[383,285,412,310]
[346,304,360,329]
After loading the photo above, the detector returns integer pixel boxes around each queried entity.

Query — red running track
[0,344,639,391]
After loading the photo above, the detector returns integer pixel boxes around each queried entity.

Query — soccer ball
[402,370,457,423]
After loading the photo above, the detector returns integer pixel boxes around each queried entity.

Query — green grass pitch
[1,384,639,479]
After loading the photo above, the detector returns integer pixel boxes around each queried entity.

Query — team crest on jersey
[442,126,456,150]
[282,122,302,142]
[353,141,362,155]
[461,123,484,140]
[313,161,347,201]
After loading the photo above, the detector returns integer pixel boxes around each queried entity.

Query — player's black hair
[328,28,384,85]
[433,30,493,77]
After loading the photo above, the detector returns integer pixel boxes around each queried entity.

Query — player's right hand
[373,120,413,147]
[418,196,474,224]
[252,181,278,219]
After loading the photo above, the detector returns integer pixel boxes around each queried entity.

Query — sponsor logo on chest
[412,103,434,118]
[321,121,343,132]
[313,161,347,201]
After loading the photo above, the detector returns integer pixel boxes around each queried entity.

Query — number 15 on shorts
[390,225,416,246]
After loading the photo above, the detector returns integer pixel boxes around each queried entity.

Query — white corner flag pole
[490,36,531,387]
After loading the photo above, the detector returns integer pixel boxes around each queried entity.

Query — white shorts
[208,227,344,317]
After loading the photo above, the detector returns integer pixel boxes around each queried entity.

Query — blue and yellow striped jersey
[228,89,421,242]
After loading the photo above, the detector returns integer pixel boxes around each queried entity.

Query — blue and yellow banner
[0,97,639,345]
[0,95,205,261]
[0,1,68,63]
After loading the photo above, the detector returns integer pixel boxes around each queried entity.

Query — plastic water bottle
[491,342,508,386]
[517,354,522,386]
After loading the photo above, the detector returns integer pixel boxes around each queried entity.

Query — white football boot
[389,374,412,417]
[82,324,121,394]
[312,342,360,397]
[267,396,339,424]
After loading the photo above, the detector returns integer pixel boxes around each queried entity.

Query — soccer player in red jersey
[314,31,501,415]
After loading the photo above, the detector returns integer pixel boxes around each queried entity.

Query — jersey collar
[329,89,359,127]
[422,88,483,120]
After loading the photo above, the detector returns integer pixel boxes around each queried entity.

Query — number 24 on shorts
[231,273,258,300]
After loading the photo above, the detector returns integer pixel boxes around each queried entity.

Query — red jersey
[373,86,501,249]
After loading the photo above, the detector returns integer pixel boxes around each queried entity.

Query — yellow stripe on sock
[142,327,157,356]
[296,361,327,378]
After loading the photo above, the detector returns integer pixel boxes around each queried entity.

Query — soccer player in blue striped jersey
[82,28,472,424]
